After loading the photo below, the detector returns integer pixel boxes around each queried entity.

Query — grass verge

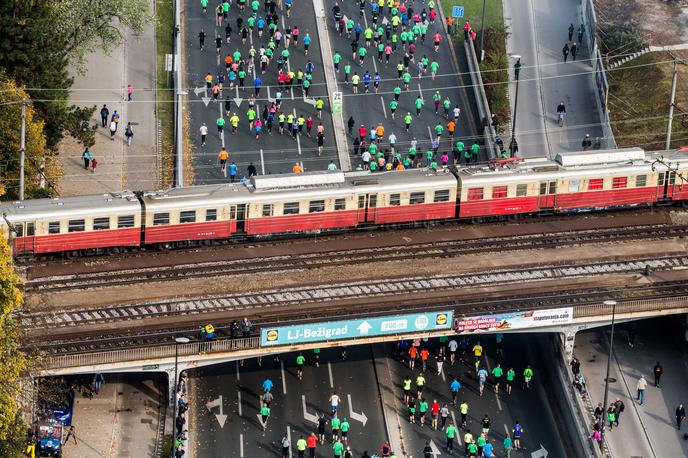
[607,51,688,150]
[156,0,175,188]
[441,0,504,31]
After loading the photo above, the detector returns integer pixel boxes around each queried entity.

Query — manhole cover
[141,418,153,424]
[604,377,617,383]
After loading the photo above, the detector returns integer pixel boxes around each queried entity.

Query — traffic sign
[261,311,453,346]
[332,91,343,113]
[452,6,464,18]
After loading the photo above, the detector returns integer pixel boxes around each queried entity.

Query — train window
[67,219,85,233]
[153,213,170,226]
[262,204,273,217]
[14,224,23,237]
[549,181,557,194]
[27,223,34,237]
[118,215,135,228]
[284,202,300,215]
[539,182,548,195]
[309,200,326,213]
[636,175,647,187]
[409,192,425,205]
[48,221,61,234]
[516,184,528,196]
[467,188,483,201]
[612,177,627,189]
[568,180,580,193]
[658,172,665,185]
[492,186,507,199]
[390,194,401,206]
[358,195,366,209]
[434,190,450,202]
[93,217,110,230]
[588,178,603,190]
[334,198,346,210]
[229,206,237,220]
[669,172,676,184]
[180,211,196,223]
[206,209,217,221]
[368,195,377,208]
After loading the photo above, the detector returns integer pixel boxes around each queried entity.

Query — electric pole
[19,99,27,201]
[666,57,678,150]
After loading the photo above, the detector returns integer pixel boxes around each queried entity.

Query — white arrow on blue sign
[452,6,464,18]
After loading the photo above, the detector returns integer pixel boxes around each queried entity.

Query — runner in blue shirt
[262,377,273,393]
[449,377,461,405]
[363,71,371,93]
[477,367,488,396]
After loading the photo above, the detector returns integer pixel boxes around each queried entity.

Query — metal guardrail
[40,337,259,370]
[40,295,688,371]
[573,295,688,317]
[464,38,498,159]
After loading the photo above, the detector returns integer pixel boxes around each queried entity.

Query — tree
[52,0,152,66]
[0,76,62,200]
[0,237,27,452]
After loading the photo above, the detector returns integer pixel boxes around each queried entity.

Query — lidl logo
[266,329,279,341]
[436,313,448,326]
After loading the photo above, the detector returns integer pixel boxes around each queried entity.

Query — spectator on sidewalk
[570,357,581,376]
[636,375,647,405]
[93,373,105,393]
[100,104,109,127]
[109,120,117,139]
[127,84,134,101]
[677,403,685,430]
[613,399,624,426]
[82,148,93,170]
[125,123,134,146]
[91,158,98,174]
[653,362,663,387]
[62,425,77,445]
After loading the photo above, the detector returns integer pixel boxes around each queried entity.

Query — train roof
[0,192,140,222]
[457,147,667,186]
[142,168,458,211]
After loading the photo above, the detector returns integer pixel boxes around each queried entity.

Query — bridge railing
[39,336,260,371]
[573,295,688,317]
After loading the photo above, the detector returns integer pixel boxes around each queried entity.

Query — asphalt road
[326,1,480,168]
[190,335,568,457]
[183,0,338,182]
[190,346,387,457]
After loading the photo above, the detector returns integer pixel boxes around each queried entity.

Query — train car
[0,192,142,256]
[140,184,248,247]
[456,148,680,219]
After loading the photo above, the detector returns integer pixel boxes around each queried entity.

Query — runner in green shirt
[523,366,534,390]
[492,363,504,394]
[471,143,480,163]
[296,353,306,380]
[446,422,458,453]
[402,72,411,89]
[260,404,270,430]
[404,113,413,132]
[344,63,351,82]
[357,46,367,64]
[333,52,342,72]
[434,123,444,138]
[418,399,429,427]
[313,348,321,367]
[506,367,515,394]
[414,96,424,115]
[333,439,344,457]
[389,99,399,119]
[296,436,307,454]
[331,416,341,442]
[340,418,350,441]
[467,441,478,456]
[393,85,402,101]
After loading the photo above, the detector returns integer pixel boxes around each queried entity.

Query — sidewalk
[575,321,688,457]
[63,373,163,458]
[504,0,603,158]
[59,2,158,196]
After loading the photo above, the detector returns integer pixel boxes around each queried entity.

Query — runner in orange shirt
[409,346,419,370]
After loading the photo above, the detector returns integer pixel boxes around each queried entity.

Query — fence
[580,0,618,149]
[464,38,498,159]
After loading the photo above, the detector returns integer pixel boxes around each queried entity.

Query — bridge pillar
[559,325,579,363]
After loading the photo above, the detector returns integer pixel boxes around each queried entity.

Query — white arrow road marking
[429,440,441,456]
[531,444,548,458]
[267,86,276,103]
[239,433,244,457]
[202,96,211,107]
[347,394,368,426]
[357,321,373,334]
[206,395,228,428]
[302,395,319,424]
[234,86,243,107]
[194,86,207,96]
[303,96,317,106]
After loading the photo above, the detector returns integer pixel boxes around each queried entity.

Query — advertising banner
[455,307,573,333]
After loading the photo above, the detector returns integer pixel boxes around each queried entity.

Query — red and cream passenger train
[1,147,686,257]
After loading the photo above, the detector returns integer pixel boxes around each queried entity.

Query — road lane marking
[417,83,424,102]
[237,391,242,416]
[380,97,387,118]
[328,362,334,388]
[260,149,266,174]
[281,360,287,394]
[287,425,292,457]
[441,365,446,382]
[451,411,461,445]
[236,361,240,380]
[484,355,502,411]
[361,12,378,73]
[240,433,244,457]
[292,108,302,155]
[219,102,226,148]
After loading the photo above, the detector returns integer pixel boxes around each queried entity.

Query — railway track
[22,223,688,293]
[30,280,688,356]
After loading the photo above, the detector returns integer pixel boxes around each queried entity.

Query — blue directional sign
[262,311,454,346]
[452,6,464,18]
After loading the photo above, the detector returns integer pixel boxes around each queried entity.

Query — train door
[366,193,377,222]
[235,204,246,233]
[538,181,557,209]
[657,171,676,199]
[13,222,35,253]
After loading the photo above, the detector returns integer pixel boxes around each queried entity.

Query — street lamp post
[509,56,522,157]
[172,336,190,440]
[600,300,617,447]
[479,0,487,62]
